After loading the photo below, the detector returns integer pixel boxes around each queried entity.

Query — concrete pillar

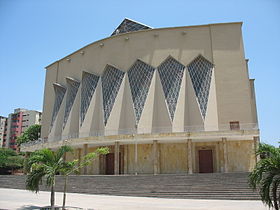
[124,145,128,174]
[83,144,88,174]
[253,136,260,164]
[222,138,228,173]
[153,140,160,175]
[77,148,82,174]
[187,139,193,174]
[114,141,120,175]
[134,140,138,175]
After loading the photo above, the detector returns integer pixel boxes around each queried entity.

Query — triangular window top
[111,18,151,36]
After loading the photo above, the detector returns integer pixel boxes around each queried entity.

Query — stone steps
[0,172,260,200]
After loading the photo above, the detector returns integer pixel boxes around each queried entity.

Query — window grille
[128,60,155,123]
[187,55,214,118]
[111,18,151,36]
[63,79,80,129]
[157,57,185,120]
[50,84,66,128]
[102,65,125,125]
[80,72,99,126]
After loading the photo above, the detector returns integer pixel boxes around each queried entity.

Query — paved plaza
[0,188,268,210]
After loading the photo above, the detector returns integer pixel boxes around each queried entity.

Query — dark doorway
[105,153,122,175]
[199,150,214,173]
[105,153,115,175]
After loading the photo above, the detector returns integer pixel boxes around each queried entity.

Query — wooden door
[199,150,213,173]
[106,153,114,175]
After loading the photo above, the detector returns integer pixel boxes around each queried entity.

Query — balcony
[21,123,259,149]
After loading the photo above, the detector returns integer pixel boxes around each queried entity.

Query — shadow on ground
[16,206,85,210]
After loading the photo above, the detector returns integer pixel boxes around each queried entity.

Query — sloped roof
[111,18,151,36]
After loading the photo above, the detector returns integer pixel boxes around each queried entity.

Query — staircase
[0,173,260,200]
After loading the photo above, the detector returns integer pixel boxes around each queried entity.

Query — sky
[0,0,279,145]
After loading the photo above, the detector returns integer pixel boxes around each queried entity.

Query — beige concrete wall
[127,144,153,174]
[42,22,258,139]
[65,140,255,175]
[159,143,188,174]
[210,24,253,125]
[43,23,254,138]
[227,140,255,172]
[65,147,100,175]
[87,147,100,175]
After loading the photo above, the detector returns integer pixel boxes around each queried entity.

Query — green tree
[26,145,73,209]
[249,143,280,210]
[26,145,109,209]
[17,124,41,146]
[0,148,24,174]
[60,147,109,209]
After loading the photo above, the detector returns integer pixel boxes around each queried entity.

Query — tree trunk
[272,182,279,210]
[51,184,55,210]
[62,175,68,210]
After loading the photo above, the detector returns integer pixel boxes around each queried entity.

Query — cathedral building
[22,19,259,175]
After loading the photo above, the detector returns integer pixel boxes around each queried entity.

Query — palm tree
[60,147,109,210]
[26,145,73,209]
[249,143,280,210]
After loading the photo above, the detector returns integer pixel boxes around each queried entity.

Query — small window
[230,121,240,130]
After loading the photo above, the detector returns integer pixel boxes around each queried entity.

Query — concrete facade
[22,19,259,175]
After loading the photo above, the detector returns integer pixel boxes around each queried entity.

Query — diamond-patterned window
[63,78,80,129]
[128,60,155,123]
[187,55,214,118]
[157,57,185,120]
[111,18,151,36]
[51,83,66,128]
[80,72,99,126]
[102,65,125,125]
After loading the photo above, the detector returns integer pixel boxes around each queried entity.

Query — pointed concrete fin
[80,71,100,126]
[90,80,105,135]
[105,74,134,135]
[48,92,66,141]
[63,77,80,129]
[50,83,66,128]
[185,71,204,131]
[111,18,151,36]
[204,70,218,131]
[137,69,156,134]
[172,69,187,132]
[102,65,125,125]
[118,74,136,132]
[62,86,81,138]
[152,70,172,133]
[80,79,104,137]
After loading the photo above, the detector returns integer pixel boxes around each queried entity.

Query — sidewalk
[0,188,268,210]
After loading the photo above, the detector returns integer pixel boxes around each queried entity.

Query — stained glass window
[128,60,155,123]
[102,65,125,125]
[80,72,99,126]
[111,18,151,36]
[50,83,66,128]
[157,57,185,120]
[187,55,214,118]
[63,78,80,129]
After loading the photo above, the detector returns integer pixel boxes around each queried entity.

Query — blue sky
[0,0,279,145]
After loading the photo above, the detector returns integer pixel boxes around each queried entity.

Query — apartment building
[5,108,41,150]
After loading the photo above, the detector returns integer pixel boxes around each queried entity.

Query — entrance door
[105,153,114,175]
[199,150,213,173]
[105,153,122,175]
